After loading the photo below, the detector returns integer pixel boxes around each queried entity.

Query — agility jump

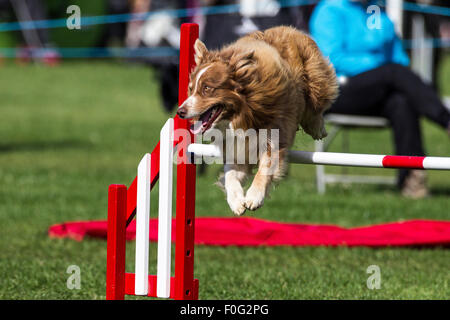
[106,24,199,301]
[106,23,450,300]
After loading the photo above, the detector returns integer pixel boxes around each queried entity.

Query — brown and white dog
[177,26,338,215]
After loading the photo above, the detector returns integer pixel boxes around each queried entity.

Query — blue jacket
[309,0,410,77]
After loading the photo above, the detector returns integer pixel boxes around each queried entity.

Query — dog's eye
[203,85,213,94]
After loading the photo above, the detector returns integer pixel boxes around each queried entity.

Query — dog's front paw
[227,194,246,216]
[245,186,265,211]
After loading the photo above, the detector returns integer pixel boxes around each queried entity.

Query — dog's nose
[177,106,187,119]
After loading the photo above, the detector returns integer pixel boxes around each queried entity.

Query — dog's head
[177,39,255,134]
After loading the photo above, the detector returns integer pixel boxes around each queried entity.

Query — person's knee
[389,64,422,88]
[378,63,410,86]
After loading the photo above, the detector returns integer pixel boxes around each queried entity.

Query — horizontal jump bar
[187,144,450,170]
[289,151,450,170]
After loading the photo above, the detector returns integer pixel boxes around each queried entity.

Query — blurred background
[0,0,449,300]
[0,0,448,111]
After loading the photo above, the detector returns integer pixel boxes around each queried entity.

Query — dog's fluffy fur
[177,26,338,215]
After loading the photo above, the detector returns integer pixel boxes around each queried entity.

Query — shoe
[401,170,429,199]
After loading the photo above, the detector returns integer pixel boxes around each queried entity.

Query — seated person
[310,0,450,198]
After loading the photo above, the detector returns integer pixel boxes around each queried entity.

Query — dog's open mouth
[190,105,223,135]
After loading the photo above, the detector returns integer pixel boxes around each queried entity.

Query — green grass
[0,60,449,300]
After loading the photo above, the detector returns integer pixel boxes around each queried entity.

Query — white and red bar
[187,143,450,170]
[289,151,450,170]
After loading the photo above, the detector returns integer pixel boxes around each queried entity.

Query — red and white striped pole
[288,151,450,170]
[187,144,450,170]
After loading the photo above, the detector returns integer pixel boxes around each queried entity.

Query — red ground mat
[48,217,450,247]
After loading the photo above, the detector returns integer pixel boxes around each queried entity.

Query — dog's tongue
[190,121,203,135]
[189,108,214,135]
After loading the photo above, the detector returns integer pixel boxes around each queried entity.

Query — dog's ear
[194,39,208,65]
[230,50,254,70]
[230,50,255,86]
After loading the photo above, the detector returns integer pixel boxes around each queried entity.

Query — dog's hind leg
[224,164,249,216]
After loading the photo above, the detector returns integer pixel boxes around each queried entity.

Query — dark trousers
[328,64,450,187]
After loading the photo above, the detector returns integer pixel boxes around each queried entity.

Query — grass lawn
[0,59,449,300]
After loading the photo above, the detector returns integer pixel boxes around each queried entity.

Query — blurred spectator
[200,0,241,50]
[98,0,131,47]
[201,0,309,50]
[124,0,183,113]
[0,0,59,65]
[310,0,450,198]
[126,0,151,48]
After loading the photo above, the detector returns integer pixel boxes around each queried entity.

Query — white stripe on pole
[289,151,385,168]
[157,118,174,298]
[423,157,450,170]
[135,153,151,295]
[313,151,385,168]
